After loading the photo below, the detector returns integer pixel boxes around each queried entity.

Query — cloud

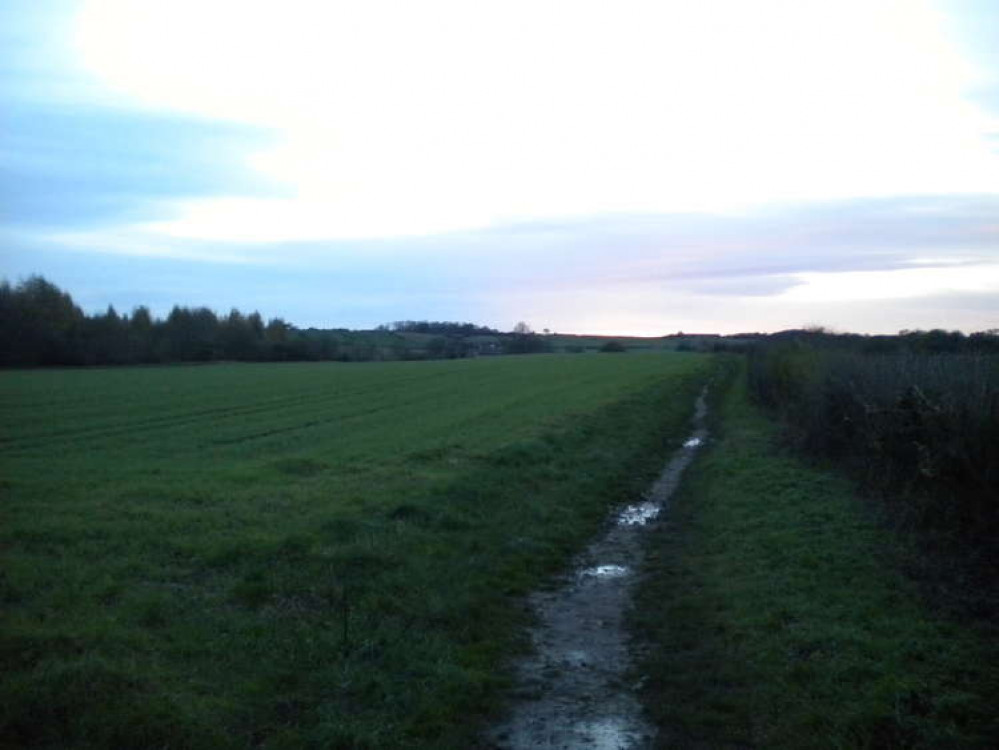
[0,0,278,232]
[8,193,998,335]
[64,0,999,243]
[449,194,999,292]
[4,2,998,335]
[48,192,998,268]
[940,0,999,117]
[1,102,278,230]
[24,194,999,315]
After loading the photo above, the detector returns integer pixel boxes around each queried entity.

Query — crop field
[0,353,712,749]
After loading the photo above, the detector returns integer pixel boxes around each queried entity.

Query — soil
[484,390,709,749]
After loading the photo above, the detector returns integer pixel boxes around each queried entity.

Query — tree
[0,276,85,365]
[427,335,473,359]
[504,323,551,355]
[84,305,129,364]
[128,306,158,362]
[220,309,261,361]
[162,306,219,361]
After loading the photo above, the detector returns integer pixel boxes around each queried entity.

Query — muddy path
[484,389,709,749]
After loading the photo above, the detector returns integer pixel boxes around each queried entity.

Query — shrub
[748,343,999,538]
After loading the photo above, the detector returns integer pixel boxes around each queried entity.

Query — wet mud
[485,389,709,749]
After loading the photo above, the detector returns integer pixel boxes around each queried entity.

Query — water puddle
[486,387,710,749]
[581,564,630,579]
[617,502,660,526]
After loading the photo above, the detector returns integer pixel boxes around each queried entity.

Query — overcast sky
[3,0,998,334]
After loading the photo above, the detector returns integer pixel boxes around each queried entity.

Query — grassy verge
[1,354,713,749]
[633,367,998,749]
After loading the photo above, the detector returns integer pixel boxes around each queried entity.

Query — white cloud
[782,262,999,303]
[72,0,999,242]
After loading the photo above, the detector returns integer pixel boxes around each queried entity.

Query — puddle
[581,564,630,579]
[486,387,710,749]
[618,501,660,526]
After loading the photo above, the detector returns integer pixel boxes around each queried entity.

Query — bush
[748,342,999,538]
[502,333,551,354]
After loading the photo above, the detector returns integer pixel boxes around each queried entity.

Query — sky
[2,0,998,335]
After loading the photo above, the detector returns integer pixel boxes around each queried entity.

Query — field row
[1,353,712,748]
[0,357,632,454]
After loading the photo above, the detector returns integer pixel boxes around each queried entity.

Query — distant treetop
[386,320,500,336]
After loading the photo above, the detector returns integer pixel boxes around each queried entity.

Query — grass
[0,353,714,748]
[633,365,999,749]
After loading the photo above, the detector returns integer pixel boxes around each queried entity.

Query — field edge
[632,366,999,749]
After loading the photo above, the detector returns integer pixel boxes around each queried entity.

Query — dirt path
[485,389,709,749]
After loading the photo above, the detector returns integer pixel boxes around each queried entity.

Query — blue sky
[3,0,998,334]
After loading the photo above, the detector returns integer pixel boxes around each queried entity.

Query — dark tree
[162,306,220,361]
[0,276,85,365]
[599,340,627,353]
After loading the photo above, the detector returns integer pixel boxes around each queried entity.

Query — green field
[0,353,712,748]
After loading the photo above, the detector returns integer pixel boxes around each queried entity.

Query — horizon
[3,1,998,336]
[8,271,996,340]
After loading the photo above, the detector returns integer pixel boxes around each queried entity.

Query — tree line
[0,276,550,366]
[742,326,999,355]
[379,320,501,336]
